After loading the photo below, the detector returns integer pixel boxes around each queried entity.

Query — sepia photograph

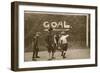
[24,11,90,61]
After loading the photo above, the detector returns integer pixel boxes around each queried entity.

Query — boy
[32,32,40,61]
[45,27,56,60]
[59,31,69,59]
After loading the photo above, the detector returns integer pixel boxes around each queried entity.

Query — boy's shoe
[63,56,66,59]
[52,57,56,59]
[36,56,40,58]
[32,58,37,61]
[48,58,52,60]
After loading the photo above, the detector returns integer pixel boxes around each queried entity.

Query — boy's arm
[65,35,69,38]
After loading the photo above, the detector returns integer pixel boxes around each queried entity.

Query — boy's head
[61,31,66,35]
[36,32,40,37]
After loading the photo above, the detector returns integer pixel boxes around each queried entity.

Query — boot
[32,58,37,61]
[63,53,66,59]
[36,51,40,58]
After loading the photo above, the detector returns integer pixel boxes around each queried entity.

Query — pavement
[24,48,90,61]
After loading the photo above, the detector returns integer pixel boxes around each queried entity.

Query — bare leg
[32,51,35,58]
[36,51,40,58]
[52,52,55,59]
[48,52,50,60]
[61,51,63,56]
[48,52,52,60]
[63,51,66,59]
[32,51,37,61]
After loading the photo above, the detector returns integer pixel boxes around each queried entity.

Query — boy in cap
[32,32,40,61]
[59,31,69,59]
[45,27,56,60]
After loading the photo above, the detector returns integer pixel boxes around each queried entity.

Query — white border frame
[18,5,96,68]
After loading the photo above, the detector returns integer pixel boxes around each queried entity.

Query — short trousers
[47,45,56,53]
[33,46,39,51]
[61,43,68,51]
